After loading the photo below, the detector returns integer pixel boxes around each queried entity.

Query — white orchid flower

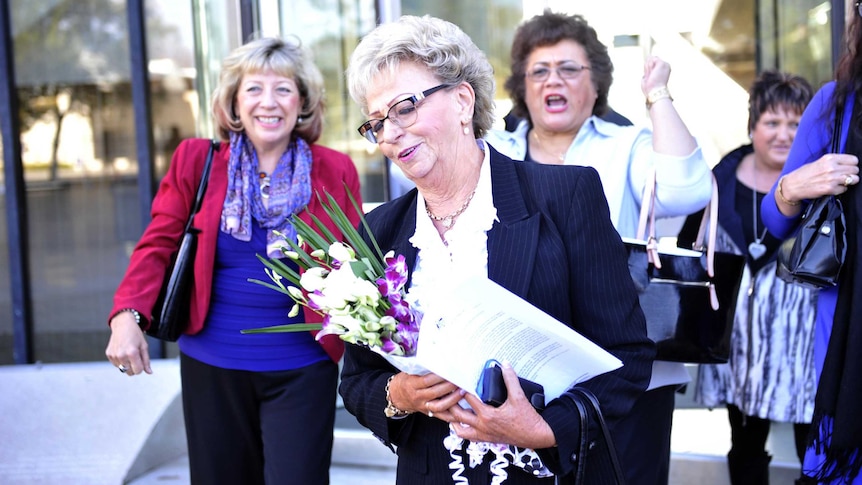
[328,242,356,263]
[288,304,300,318]
[287,286,304,300]
[300,267,329,292]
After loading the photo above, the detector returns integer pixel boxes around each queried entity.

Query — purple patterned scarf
[220,131,313,257]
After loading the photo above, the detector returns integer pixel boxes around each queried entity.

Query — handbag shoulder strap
[635,169,656,240]
[185,140,219,230]
[832,102,844,154]
[635,170,662,268]
[556,388,626,484]
[635,169,721,308]
[694,174,720,309]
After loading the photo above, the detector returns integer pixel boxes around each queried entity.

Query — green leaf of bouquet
[241,323,323,334]
[343,184,385,262]
[255,254,301,286]
[358,257,378,281]
[291,213,333,252]
[281,234,319,269]
[305,211,340,248]
[246,278,291,295]
[320,191,384,274]
[348,260,371,279]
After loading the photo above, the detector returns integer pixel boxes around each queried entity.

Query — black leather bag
[147,140,218,341]
[776,108,847,289]
[775,195,846,288]
[624,172,745,363]
[554,387,624,485]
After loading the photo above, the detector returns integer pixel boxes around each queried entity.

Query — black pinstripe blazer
[339,146,654,484]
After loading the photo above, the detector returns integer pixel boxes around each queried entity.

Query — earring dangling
[463,126,469,135]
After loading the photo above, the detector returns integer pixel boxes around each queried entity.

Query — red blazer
[110,138,362,362]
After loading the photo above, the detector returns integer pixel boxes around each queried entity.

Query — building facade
[0,0,849,364]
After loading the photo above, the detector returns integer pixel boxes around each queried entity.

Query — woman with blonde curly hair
[106,36,361,484]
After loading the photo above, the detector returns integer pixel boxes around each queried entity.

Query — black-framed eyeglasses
[525,62,591,82]
[357,83,450,143]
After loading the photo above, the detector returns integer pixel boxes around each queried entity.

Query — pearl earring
[463,126,469,135]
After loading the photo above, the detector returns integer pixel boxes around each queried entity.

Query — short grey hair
[346,15,495,138]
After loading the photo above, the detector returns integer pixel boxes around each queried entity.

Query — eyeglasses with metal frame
[357,83,450,144]
[525,62,591,83]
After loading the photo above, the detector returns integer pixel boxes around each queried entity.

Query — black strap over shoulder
[555,387,625,485]
[185,140,218,232]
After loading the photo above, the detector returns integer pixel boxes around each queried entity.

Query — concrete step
[0,361,804,485]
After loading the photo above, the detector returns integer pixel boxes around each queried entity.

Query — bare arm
[642,56,697,156]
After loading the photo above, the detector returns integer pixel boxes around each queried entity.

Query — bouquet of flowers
[247,190,557,484]
[243,189,421,361]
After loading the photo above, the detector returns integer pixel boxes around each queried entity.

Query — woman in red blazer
[105,37,361,484]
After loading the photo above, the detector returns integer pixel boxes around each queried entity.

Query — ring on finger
[118,364,128,373]
[844,174,853,187]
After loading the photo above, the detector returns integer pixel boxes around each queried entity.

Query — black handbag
[776,107,847,288]
[624,171,745,363]
[147,140,218,341]
[554,387,625,485]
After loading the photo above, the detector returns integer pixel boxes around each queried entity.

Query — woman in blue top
[761,4,862,482]
[105,37,362,484]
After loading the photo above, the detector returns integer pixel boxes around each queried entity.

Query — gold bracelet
[777,175,800,206]
[384,375,411,418]
[646,86,673,109]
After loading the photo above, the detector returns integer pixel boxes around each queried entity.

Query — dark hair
[748,70,813,132]
[832,8,862,136]
[503,10,613,123]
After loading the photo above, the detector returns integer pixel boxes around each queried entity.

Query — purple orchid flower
[386,300,414,324]
[395,322,419,355]
[306,290,325,311]
[379,336,401,355]
[383,254,408,291]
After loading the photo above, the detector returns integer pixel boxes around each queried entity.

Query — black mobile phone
[476,359,545,411]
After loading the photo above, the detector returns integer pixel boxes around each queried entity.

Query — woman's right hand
[778,153,859,214]
[105,311,153,376]
[388,371,459,416]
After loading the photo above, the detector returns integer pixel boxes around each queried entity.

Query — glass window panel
[279,0,381,202]
[0,138,10,363]
[10,0,135,362]
[147,1,197,179]
[401,0,523,125]
[6,0,202,363]
[191,0,241,141]
[759,0,834,86]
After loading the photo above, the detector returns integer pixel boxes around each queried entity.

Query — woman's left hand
[429,363,556,449]
[641,56,672,95]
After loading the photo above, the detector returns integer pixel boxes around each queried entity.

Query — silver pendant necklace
[748,162,767,260]
[258,171,271,199]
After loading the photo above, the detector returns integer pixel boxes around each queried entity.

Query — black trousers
[180,353,337,485]
[727,404,811,474]
[612,385,676,485]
